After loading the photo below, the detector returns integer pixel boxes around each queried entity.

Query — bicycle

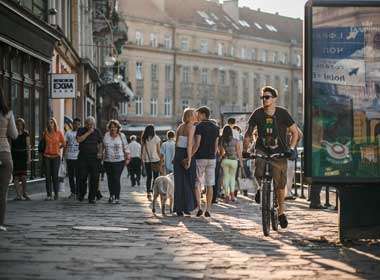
[252,152,287,236]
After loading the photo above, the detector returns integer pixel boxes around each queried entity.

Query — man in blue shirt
[160,130,175,174]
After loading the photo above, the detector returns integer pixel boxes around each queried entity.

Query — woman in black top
[11,118,31,200]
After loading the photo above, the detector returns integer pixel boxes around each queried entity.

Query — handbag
[58,159,67,178]
[238,167,254,191]
[144,142,161,172]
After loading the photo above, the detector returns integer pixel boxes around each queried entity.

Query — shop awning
[121,124,173,132]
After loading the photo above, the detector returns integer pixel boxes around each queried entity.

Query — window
[135,96,143,116]
[136,62,143,80]
[182,66,190,83]
[217,42,224,56]
[164,34,172,49]
[251,49,256,60]
[296,54,302,67]
[200,40,208,54]
[241,48,246,59]
[150,33,158,48]
[182,99,189,111]
[150,98,157,116]
[86,98,95,117]
[230,71,237,87]
[151,64,158,81]
[273,51,278,63]
[136,31,143,46]
[165,65,172,82]
[201,68,208,84]
[180,38,189,51]
[164,98,172,116]
[230,46,235,57]
[219,70,226,85]
[284,77,289,92]
[242,73,249,89]
[119,101,128,115]
[254,22,263,29]
[265,75,271,85]
[262,50,268,62]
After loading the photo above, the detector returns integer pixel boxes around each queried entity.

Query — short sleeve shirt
[76,127,103,158]
[44,131,65,157]
[194,120,220,160]
[248,106,295,153]
[142,135,161,162]
[65,130,79,160]
[103,132,129,162]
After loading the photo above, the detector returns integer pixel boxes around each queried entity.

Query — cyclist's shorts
[254,157,287,189]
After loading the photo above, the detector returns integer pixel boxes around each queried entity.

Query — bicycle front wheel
[261,179,271,236]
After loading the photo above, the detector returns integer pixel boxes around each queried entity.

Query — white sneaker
[114,199,120,204]
[0,226,7,231]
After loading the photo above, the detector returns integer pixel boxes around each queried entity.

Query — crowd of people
[0,85,303,232]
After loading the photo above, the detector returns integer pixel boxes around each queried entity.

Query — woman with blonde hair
[173,108,197,216]
[103,119,129,204]
[11,118,31,200]
[41,117,65,200]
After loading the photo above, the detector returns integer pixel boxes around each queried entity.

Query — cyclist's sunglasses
[260,95,273,100]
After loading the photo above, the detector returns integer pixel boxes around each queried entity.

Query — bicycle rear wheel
[261,179,271,236]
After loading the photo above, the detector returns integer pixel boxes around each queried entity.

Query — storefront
[0,0,59,178]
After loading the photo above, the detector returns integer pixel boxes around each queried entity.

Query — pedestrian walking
[103,120,129,204]
[173,108,197,216]
[192,106,220,217]
[141,125,161,200]
[63,117,81,199]
[160,130,175,174]
[219,125,244,202]
[128,135,142,187]
[11,118,31,201]
[0,87,17,231]
[76,117,103,204]
[42,117,65,201]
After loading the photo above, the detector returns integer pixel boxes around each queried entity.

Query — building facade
[119,0,303,133]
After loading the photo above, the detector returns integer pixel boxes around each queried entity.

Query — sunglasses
[260,95,273,100]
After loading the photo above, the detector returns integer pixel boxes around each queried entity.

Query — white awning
[122,125,173,132]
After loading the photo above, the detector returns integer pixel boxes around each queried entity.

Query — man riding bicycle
[243,86,299,229]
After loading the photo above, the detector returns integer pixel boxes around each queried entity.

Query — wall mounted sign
[51,74,76,99]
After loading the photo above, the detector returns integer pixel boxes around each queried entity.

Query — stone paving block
[1,173,379,279]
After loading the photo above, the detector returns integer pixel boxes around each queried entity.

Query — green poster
[311,7,380,179]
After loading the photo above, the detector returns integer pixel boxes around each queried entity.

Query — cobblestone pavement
[0,172,379,280]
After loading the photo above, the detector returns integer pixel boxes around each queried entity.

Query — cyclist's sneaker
[279,214,288,228]
[254,190,261,204]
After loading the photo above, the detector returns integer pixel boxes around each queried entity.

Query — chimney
[222,0,239,23]
[152,0,165,11]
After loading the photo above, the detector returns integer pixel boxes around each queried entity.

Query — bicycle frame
[253,152,286,236]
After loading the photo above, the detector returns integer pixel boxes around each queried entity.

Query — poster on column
[307,6,380,182]
[51,74,76,99]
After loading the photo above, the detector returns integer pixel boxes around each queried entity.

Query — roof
[119,0,173,24]
[120,0,302,44]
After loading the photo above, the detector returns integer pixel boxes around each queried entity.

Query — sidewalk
[0,171,379,279]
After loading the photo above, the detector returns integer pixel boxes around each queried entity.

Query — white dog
[152,173,174,215]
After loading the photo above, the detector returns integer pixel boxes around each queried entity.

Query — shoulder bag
[144,141,161,173]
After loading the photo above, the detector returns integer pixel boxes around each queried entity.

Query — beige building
[119,0,303,132]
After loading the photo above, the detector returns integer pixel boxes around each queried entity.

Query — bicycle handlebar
[250,152,288,160]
